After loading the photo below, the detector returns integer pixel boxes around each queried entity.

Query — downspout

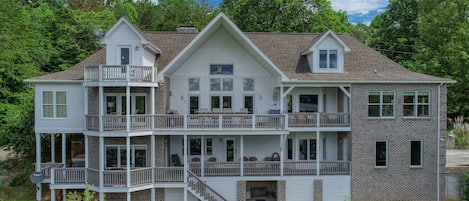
[437,83,442,201]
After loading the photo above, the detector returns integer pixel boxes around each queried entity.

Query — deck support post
[35,132,42,201]
[99,136,104,188]
[316,131,320,176]
[240,135,244,176]
[126,86,130,131]
[51,134,55,164]
[201,135,205,177]
[126,136,131,187]
[62,133,66,167]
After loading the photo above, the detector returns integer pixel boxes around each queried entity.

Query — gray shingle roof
[26,31,451,83]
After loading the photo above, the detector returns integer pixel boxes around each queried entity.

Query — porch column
[85,135,89,185]
[201,135,205,177]
[150,87,155,130]
[99,86,104,132]
[50,188,56,201]
[151,135,155,184]
[84,87,88,129]
[127,192,131,201]
[62,133,66,167]
[280,135,284,176]
[51,134,55,164]
[183,134,188,183]
[126,136,131,187]
[316,131,320,176]
[280,85,284,113]
[35,132,42,201]
[99,136,104,188]
[126,86,131,132]
[63,189,66,201]
[151,188,155,201]
[240,135,244,176]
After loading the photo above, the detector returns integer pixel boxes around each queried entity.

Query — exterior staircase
[187,170,228,201]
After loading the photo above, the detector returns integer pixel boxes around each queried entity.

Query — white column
[62,133,66,166]
[51,134,55,164]
[85,135,89,183]
[35,133,42,201]
[99,86,104,132]
[151,188,155,201]
[280,85,284,113]
[126,86,131,131]
[150,87,155,130]
[50,188,56,201]
[127,192,131,201]
[99,137,104,188]
[183,135,188,183]
[201,135,205,177]
[280,135,284,176]
[316,131,320,176]
[126,136,131,187]
[151,135,155,184]
[240,135,244,176]
[63,189,67,201]
[84,87,88,129]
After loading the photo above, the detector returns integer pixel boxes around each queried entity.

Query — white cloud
[330,0,388,16]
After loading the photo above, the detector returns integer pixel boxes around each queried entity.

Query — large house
[26,13,453,201]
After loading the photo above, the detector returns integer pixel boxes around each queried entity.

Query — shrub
[452,116,469,149]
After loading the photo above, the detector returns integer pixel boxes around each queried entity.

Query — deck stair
[187,170,228,201]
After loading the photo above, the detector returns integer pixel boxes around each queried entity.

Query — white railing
[130,167,152,186]
[40,163,64,179]
[103,169,126,187]
[54,168,85,184]
[289,112,350,127]
[319,160,350,175]
[190,162,241,176]
[86,113,350,131]
[283,161,317,175]
[155,167,184,182]
[84,65,155,82]
[244,161,280,176]
[187,170,229,201]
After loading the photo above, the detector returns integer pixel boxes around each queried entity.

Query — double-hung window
[42,91,67,118]
[368,91,394,117]
[189,138,213,155]
[319,50,337,69]
[105,145,146,168]
[375,141,388,168]
[403,92,430,117]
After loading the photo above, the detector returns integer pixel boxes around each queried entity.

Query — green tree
[67,185,103,201]
[220,0,352,33]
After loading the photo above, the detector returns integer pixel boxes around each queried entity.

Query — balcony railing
[84,65,156,82]
[86,113,350,131]
[44,161,349,186]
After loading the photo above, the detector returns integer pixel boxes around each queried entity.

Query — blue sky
[330,0,389,24]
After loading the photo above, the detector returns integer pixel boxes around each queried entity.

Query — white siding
[170,27,280,114]
[34,83,84,133]
[105,23,143,66]
[164,188,198,201]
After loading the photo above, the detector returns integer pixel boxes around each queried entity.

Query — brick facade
[350,83,446,200]
[314,180,323,201]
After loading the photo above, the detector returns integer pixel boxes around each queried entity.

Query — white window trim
[403,91,431,119]
[311,48,344,73]
[105,144,147,168]
[375,141,388,168]
[41,90,68,119]
[368,91,395,118]
[410,140,423,168]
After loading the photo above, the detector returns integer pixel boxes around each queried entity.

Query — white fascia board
[283,79,456,85]
[303,30,351,55]
[158,13,289,81]
[24,79,84,84]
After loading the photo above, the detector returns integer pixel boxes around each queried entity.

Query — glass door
[226,139,235,162]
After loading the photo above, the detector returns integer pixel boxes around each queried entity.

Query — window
[211,96,232,110]
[411,141,422,166]
[319,50,337,69]
[42,91,67,118]
[368,92,394,117]
[189,96,199,114]
[190,138,213,155]
[105,145,146,168]
[243,78,254,91]
[287,138,293,160]
[189,78,200,91]
[210,64,233,75]
[244,96,254,114]
[404,92,430,117]
[211,78,232,91]
[105,93,146,114]
[299,139,316,160]
[299,95,318,112]
[375,141,387,167]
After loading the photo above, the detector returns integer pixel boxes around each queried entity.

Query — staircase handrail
[187,170,228,201]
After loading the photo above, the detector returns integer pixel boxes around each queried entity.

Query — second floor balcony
[84,65,157,83]
[85,112,351,132]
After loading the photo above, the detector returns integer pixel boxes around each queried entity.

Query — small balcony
[85,113,350,132]
[84,65,156,83]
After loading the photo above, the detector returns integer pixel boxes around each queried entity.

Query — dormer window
[319,50,337,69]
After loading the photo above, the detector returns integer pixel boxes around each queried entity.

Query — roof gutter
[282,80,456,85]
[24,79,84,84]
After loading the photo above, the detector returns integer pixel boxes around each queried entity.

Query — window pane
[243,78,254,91]
[368,105,380,117]
[329,50,337,68]
[210,64,233,75]
[309,139,317,160]
[417,105,429,117]
[57,105,67,118]
[287,139,293,160]
[418,92,429,103]
[403,92,415,103]
[319,50,327,68]
[43,92,53,118]
[106,147,118,167]
[206,138,213,155]
[134,146,146,167]
[382,105,394,117]
[299,140,307,160]
[211,96,220,109]
[223,96,232,109]
[135,96,145,114]
[382,92,394,104]
[376,142,387,167]
[411,141,422,166]
[368,92,380,103]
[190,139,201,155]
[106,96,117,114]
[43,106,53,118]
[56,92,66,104]
[403,105,415,116]
[43,91,53,104]
[244,96,254,114]
[299,95,318,112]
[223,78,233,91]
[189,96,199,114]
[189,78,200,91]
[120,147,127,167]
[210,78,220,91]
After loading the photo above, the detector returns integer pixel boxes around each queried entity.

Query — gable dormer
[98,17,160,66]
[303,30,350,73]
